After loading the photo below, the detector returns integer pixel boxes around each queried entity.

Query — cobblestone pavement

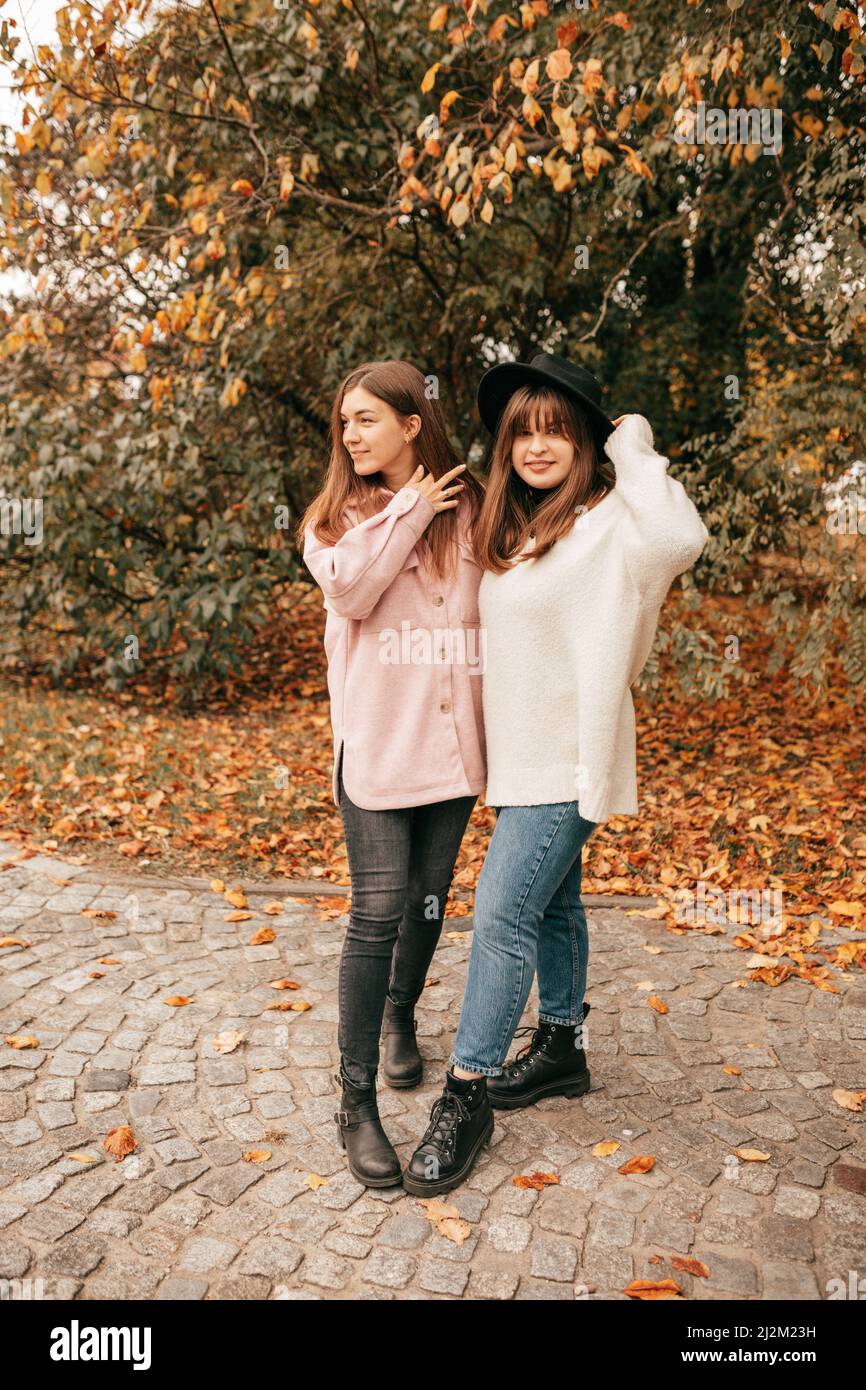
[1,840,865,1302]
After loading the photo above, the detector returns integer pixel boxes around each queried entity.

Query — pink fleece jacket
[303,488,487,810]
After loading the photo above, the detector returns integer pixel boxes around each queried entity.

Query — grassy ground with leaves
[1,585,864,993]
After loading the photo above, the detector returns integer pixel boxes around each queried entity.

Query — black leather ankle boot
[381,993,423,1088]
[486,1003,591,1111]
[334,1065,402,1188]
[402,1071,494,1196]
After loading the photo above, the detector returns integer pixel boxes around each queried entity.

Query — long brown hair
[297,360,485,579]
[473,384,616,572]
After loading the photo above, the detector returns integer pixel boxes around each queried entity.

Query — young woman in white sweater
[403,353,709,1197]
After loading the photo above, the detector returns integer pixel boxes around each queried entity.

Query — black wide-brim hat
[477,352,615,455]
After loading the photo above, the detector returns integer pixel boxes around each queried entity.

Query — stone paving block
[588,1206,634,1248]
[157,1277,209,1299]
[466,1269,520,1299]
[487,1216,532,1253]
[419,1257,470,1296]
[703,1252,758,1295]
[760,1215,815,1261]
[0,1238,32,1277]
[697,1212,752,1244]
[178,1236,239,1273]
[535,1187,589,1237]
[805,1118,856,1151]
[88,1260,167,1300]
[270,1207,337,1245]
[361,1248,416,1288]
[323,1230,371,1260]
[638,1210,695,1253]
[378,1211,431,1250]
[529,1236,579,1282]
[760,1260,821,1300]
[579,1246,634,1291]
[559,1161,607,1194]
[773,1186,821,1218]
[312,1170,365,1211]
[139,1062,196,1086]
[832,1164,866,1196]
[516,1279,574,1299]
[731,1163,779,1195]
[593,1180,655,1214]
[768,1091,822,1121]
[191,1164,263,1205]
[425,1230,479,1264]
[40,1233,106,1278]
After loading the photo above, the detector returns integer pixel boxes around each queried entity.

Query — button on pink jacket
[303,486,487,810]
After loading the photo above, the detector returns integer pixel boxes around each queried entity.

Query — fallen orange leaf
[513,1171,560,1190]
[104,1125,137,1162]
[618,1155,656,1175]
[418,1197,472,1243]
[250,926,276,945]
[624,1278,683,1299]
[832,1088,866,1112]
[671,1255,710,1278]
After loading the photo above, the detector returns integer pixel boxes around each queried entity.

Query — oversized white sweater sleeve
[603,413,709,602]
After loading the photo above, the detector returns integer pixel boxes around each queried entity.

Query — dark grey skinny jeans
[336,747,477,1086]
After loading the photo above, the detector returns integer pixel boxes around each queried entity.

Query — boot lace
[421,1091,471,1157]
[505,1025,549,1074]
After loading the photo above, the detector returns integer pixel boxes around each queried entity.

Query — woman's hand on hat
[404,462,466,512]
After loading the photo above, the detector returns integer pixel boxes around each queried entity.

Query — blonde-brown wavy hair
[297,359,485,579]
[473,384,616,572]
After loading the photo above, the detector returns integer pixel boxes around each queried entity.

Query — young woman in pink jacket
[299,359,486,1188]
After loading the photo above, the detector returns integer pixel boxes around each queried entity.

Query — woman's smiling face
[340,385,416,479]
[510,400,576,491]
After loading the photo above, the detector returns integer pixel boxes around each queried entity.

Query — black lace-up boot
[402,1071,494,1196]
[381,993,423,1088]
[334,1064,402,1187]
[486,1003,591,1111]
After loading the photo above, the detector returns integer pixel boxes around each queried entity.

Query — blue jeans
[451,801,597,1076]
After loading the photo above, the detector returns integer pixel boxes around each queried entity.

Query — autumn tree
[1,0,864,696]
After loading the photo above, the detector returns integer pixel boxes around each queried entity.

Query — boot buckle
[335,1109,351,1127]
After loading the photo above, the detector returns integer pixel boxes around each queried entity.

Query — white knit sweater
[479,412,709,823]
